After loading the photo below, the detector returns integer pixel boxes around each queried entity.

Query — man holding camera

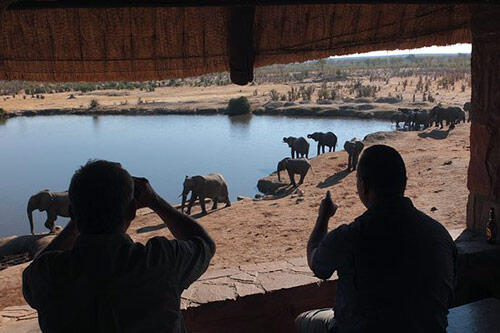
[23,160,215,332]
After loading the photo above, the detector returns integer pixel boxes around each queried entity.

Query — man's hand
[318,191,338,220]
[133,177,161,209]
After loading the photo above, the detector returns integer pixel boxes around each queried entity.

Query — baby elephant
[277,158,311,186]
[27,190,70,235]
[283,136,310,159]
[307,132,338,156]
[181,173,231,215]
[344,138,364,171]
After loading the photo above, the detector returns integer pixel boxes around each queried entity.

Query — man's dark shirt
[312,197,457,333]
[23,233,213,332]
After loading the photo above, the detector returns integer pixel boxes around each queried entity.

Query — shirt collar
[74,232,134,250]
[368,196,414,212]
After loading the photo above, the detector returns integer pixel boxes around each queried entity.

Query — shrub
[227,96,251,116]
[89,99,99,109]
[0,108,5,118]
[269,89,280,101]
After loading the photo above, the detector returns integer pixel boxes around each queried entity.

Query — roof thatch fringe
[0,3,473,82]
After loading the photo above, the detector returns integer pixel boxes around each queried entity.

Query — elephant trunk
[277,169,281,182]
[27,197,36,235]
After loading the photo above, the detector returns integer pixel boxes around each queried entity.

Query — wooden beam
[4,0,484,11]
[228,6,255,85]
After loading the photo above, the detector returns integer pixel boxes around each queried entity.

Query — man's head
[68,160,135,234]
[356,145,407,208]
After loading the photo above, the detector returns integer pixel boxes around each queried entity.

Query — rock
[237,196,251,201]
[254,194,263,199]
[257,178,289,195]
[363,131,404,144]
[431,207,438,212]
[443,160,452,165]
[283,102,296,107]
[316,99,334,105]
[263,101,284,111]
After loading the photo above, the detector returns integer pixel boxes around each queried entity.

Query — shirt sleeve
[311,224,352,280]
[148,236,214,291]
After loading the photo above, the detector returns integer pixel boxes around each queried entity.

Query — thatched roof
[0,2,474,84]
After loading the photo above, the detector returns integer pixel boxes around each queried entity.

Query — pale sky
[332,43,471,58]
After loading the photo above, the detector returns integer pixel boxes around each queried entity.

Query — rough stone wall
[467,6,500,233]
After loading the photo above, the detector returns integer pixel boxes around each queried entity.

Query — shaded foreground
[0,123,469,309]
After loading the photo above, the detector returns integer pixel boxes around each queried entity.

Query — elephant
[449,107,466,124]
[464,101,472,122]
[276,158,311,186]
[344,138,364,171]
[391,112,409,128]
[429,106,453,129]
[283,136,309,159]
[307,132,337,155]
[27,190,70,235]
[413,109,434,130]
[181,174,231,215]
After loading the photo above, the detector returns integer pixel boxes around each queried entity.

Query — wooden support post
[228,6,255,86]
[466,5,500,232]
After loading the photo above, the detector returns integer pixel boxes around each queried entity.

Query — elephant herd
[391,102,469,131]
[278,132,364,187]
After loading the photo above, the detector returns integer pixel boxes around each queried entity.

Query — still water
[0,114,392,237]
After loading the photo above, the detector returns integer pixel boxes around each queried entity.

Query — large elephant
[391,112,409,128]
[307,132,337,155]
[449,107,466,124]
[344,138,364,171]
[429,106,453,129]
[413,109,434,130]
[181,174,231,215]
[277,158,311,186]
[283,136,309,159]
[27,190,70,235]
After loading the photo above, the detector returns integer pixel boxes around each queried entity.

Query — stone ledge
[0,257,336,332]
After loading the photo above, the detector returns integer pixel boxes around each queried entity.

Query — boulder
[257,178,289,195]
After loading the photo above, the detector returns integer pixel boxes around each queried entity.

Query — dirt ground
[0,75,470,113]
[130,123,470,270]
[0,122,470,310]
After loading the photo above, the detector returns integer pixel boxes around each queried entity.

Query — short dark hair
[69,160,134,234]
[357,145,407,196]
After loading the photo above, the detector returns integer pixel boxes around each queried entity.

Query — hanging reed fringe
[0,3,472,82]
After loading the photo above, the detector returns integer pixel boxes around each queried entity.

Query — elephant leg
[186,193,197,215]
[353,153,360,170]
[225,197,231,208]
[287,170,296,186]
[298,172,305,185]
[199,196,207,215]
[347,153,352,171]
[212,198,218,210]
[44,212,57,233]
[322,145,326,154]
[317,144,321,156]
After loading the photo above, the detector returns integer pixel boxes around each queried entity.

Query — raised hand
[133,176,160,209]
[318,190,338,220]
